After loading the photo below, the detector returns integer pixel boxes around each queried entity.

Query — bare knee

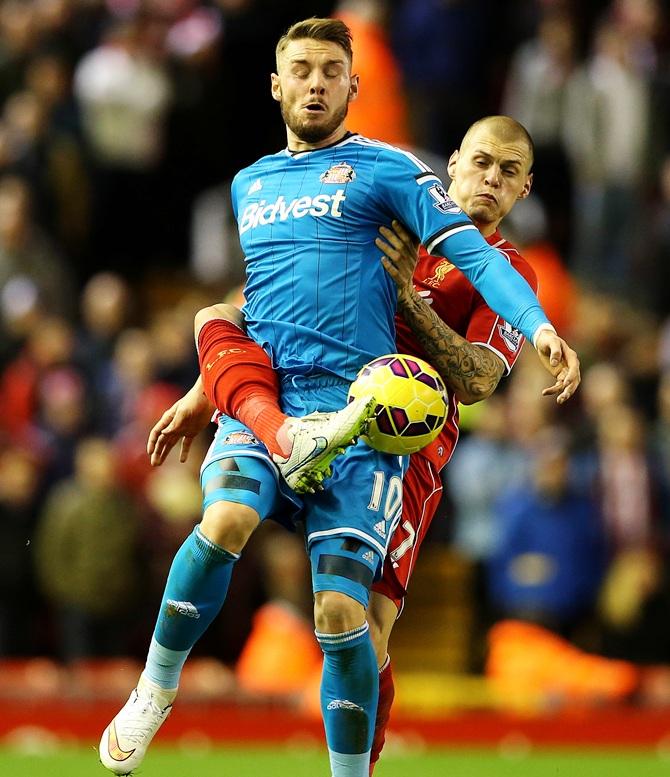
[194,303,245,340]
[314,590,366,635]
[200,501,259,554]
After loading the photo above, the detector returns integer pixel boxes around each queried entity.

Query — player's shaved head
[461,116,534,172]
[447,115,534,236]
[276,17,353,70]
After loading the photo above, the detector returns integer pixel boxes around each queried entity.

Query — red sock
[198,319,289,457]
[370,658,395,774]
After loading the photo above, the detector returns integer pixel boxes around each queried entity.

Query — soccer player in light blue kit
[100,18,578,777]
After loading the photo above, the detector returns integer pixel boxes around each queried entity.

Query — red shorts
[371,454,443,609]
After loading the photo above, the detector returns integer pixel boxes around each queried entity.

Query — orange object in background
[487,620,640,707]
[337,9,412,146]
[522,241,578,336]
[236,602,322,697]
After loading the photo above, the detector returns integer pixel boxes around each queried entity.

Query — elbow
[455,383,497,406]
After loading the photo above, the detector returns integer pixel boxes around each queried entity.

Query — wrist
[532,323,557,349]
[397,285,418,307]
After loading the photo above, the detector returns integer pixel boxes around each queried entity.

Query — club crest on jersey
[498,321,522,352]
[427,183,462,214]
[320,162,356,184]
[424,260,455,287]
[223,431,260,447]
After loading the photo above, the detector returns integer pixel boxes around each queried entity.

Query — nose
[308,71,326,95]
[484,166,501,187]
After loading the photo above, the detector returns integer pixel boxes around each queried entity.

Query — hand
[146,380,214,466]
[375,220,420,304]
[534,329,581,404]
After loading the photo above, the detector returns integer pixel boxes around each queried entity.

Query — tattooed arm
[396,287,505,404]
[376,220,505,405]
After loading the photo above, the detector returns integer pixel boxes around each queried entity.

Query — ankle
[275,417,295,458]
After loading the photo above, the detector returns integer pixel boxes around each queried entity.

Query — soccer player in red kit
[147,116,580,774]
[366,118,542,770]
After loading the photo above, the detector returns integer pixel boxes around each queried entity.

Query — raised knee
[314,590,366,635]
[200,502,259,553]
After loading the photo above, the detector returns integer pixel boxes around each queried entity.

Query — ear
[446,150,459,180]
[348,73,359,103]
[271,72,281,103]
[518,172,533,200]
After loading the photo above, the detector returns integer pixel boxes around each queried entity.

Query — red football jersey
[394,230,538,472]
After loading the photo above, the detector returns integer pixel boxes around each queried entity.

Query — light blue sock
[317,622,378,777]
[145,525,239,688]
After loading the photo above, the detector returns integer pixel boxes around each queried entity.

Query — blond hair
[276,17,353,69]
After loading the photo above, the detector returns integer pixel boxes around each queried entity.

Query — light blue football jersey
[232,132,548,381]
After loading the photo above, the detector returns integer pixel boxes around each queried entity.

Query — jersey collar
[285,131,358,157]
[487,229,504,247]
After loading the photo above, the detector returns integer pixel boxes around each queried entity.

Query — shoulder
[234,151,285,179]
[347,135,436,176]
[415,245,431,265]
[232,151,285,194]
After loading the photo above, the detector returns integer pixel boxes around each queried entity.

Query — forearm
[398,290,504,404]
[188,375,214,411]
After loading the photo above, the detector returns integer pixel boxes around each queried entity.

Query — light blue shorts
[200,374,408,606]
[201,415,298,531]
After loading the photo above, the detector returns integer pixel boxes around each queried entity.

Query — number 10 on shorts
[367,471,403,541]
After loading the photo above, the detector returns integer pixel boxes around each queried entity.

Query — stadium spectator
[33,437,142,662]
[487,426,606,635]
[74,17,172,275]
[98,327,157,435]
[0,313,76,444]
[335,0,411,146]
[0,445,43,656]
[0,174,74,319]
[35,364,90,487]
[594,402,659,552]
[563,8,656,293]
[502,6,577,252]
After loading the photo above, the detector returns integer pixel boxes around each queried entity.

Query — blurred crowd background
[2,0,670,707]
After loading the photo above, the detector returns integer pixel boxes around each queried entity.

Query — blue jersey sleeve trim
[415,172,442,185]
[425,222,476,253]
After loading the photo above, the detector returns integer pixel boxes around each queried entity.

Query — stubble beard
[281,99,349,144]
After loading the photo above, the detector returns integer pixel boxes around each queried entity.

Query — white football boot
[273,394,376,494]
[99,674,176,775]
